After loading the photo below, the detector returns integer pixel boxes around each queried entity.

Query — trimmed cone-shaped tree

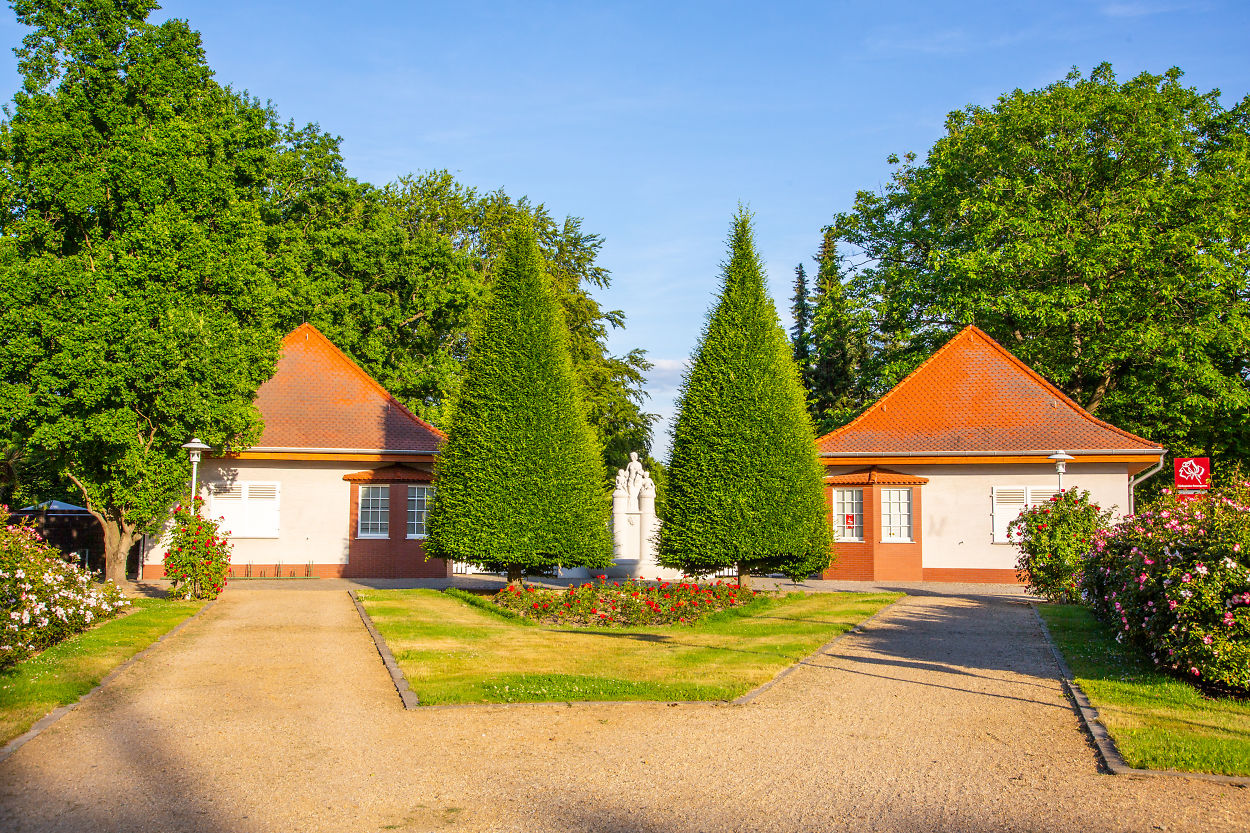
[425,222,613,582]
[658,209,832,586]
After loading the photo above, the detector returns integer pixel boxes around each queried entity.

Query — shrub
[164,499,230,600]
[1084,479,1250,695]
[1,509,129,670]
[491,577,758,627]
[1010,488,1112,603]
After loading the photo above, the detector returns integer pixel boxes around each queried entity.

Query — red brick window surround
[358,485,390,538]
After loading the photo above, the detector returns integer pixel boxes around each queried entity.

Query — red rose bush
[493,576,758,627]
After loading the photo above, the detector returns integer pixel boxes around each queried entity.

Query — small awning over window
[343,464,434,483]
[823,467,929,486]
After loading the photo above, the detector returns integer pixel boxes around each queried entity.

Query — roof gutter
[1127,454,1167,515]
[227,447,436,455]
[819,449,1164,458]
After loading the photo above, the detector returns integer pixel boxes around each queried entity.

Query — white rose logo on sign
[1174,457,1211,490]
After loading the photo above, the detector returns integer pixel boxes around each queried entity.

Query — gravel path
[0,586,1245,832]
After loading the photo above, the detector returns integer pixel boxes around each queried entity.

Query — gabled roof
[817,326,1162,457]
[250,324,445,454]
[824,467,929,486]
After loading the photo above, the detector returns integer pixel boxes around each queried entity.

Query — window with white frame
[407,485,433,538]
[207,482,280,538]
[880,488,913,542]
[358,485,390,538]
[834,488,864,541]
[991,486,1061,543]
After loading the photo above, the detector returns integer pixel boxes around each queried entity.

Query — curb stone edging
[1030,603,1250,787]
[349,590,420,709]
[0,598,216,765]
[731,593,905,705]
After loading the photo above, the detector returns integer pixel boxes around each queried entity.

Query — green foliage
[0,509,128,670]
[425,222,614,578]
[385,171,655,466]
[827,64,1250,464]
[1085,476,1250,695]
[491,577,759,627]
[0,0,285,580]
[790,263,811,369]
[659,210,831,582]
[163,498,229,599]
[1009,489,1112,603]
[805,230,873,433]
[441,587,531,624]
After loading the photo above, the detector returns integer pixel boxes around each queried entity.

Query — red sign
[844,514,856,531]
[1174,457,1211,490]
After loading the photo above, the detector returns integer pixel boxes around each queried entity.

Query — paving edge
[0,598,217,765]
[349,590,420,709]
[731,594,905,705]
[1030,603,1250,787]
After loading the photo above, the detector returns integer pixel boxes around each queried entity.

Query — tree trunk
[98,512,139,585]
[736,562,752,591]
[506,564,525,586]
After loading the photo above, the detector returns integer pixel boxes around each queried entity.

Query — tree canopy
[827,65,1250,463]
[0,0,284,580]
[658,210,831,585]
[424,222,613,581]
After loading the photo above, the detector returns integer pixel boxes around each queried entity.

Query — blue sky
[2,1,1247,457]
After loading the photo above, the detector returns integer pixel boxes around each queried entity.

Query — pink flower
[1202,635,1213,645]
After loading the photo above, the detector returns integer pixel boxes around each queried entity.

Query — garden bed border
[0,598,215,765]
[351,587,902,711]
[1031,603,1250,787]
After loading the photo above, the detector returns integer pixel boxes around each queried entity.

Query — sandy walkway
[0,586,1245,832]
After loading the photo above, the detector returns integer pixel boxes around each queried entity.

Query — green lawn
[1037,604,1250,777]
[0,598,205,745]
[358,589,900,704]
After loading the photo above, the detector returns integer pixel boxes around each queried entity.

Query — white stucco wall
[827,463,1133,571]
[148,459,369,566]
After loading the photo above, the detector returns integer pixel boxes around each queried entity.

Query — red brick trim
[921,567,1022,584]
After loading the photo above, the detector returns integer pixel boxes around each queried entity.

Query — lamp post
[1048,450,1075,491]
[181,438,210,503]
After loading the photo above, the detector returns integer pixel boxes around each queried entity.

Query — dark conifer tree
[808,230,871,433]
[791,263,812,371]
[658,209,831,587]
[424,222,613,582]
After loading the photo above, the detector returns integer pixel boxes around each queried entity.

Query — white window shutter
[244,483,280,538]
[993,487,1027,543]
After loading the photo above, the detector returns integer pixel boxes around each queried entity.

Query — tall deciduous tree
[424,222,613,582]
[0,0,283,581]
[658,210,831,587]
[830,65,1250,464]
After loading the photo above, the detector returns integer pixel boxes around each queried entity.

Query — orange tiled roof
[250,324,444,453]
[817,326,1162,456]
[824,467,929,486]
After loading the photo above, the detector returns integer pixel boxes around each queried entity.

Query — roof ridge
[960,325,1161,449]
[816,325,976,445]
[285,324,448,441]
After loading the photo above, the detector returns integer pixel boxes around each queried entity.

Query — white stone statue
[600,451,676,579]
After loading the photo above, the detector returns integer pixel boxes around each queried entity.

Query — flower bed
[492,577,758,627]
[1011,488,1112,603]
[1084,481,1250,695]
[1,510,129,671]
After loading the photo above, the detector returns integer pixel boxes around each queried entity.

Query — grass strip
[1038,603,1250,777]
[0,599,205,745]
[442,587,533,624]
[358,588,898,705]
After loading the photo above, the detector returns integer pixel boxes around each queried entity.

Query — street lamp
[181,438,211,503]
[1048,450,1075,491]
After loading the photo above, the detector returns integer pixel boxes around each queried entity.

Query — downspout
[1127,454,1166,516]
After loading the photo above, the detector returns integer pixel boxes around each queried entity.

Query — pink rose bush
[163,498,231,600]
[1,508,128,670]
[493,576,757,627]
[1084,480,1250,695]
[1010,489,1112,603]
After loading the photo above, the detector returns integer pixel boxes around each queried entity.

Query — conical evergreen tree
[425,222,613,582]
[808,230,871,432]
[658,209,831,586]
[791,263,812,370]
